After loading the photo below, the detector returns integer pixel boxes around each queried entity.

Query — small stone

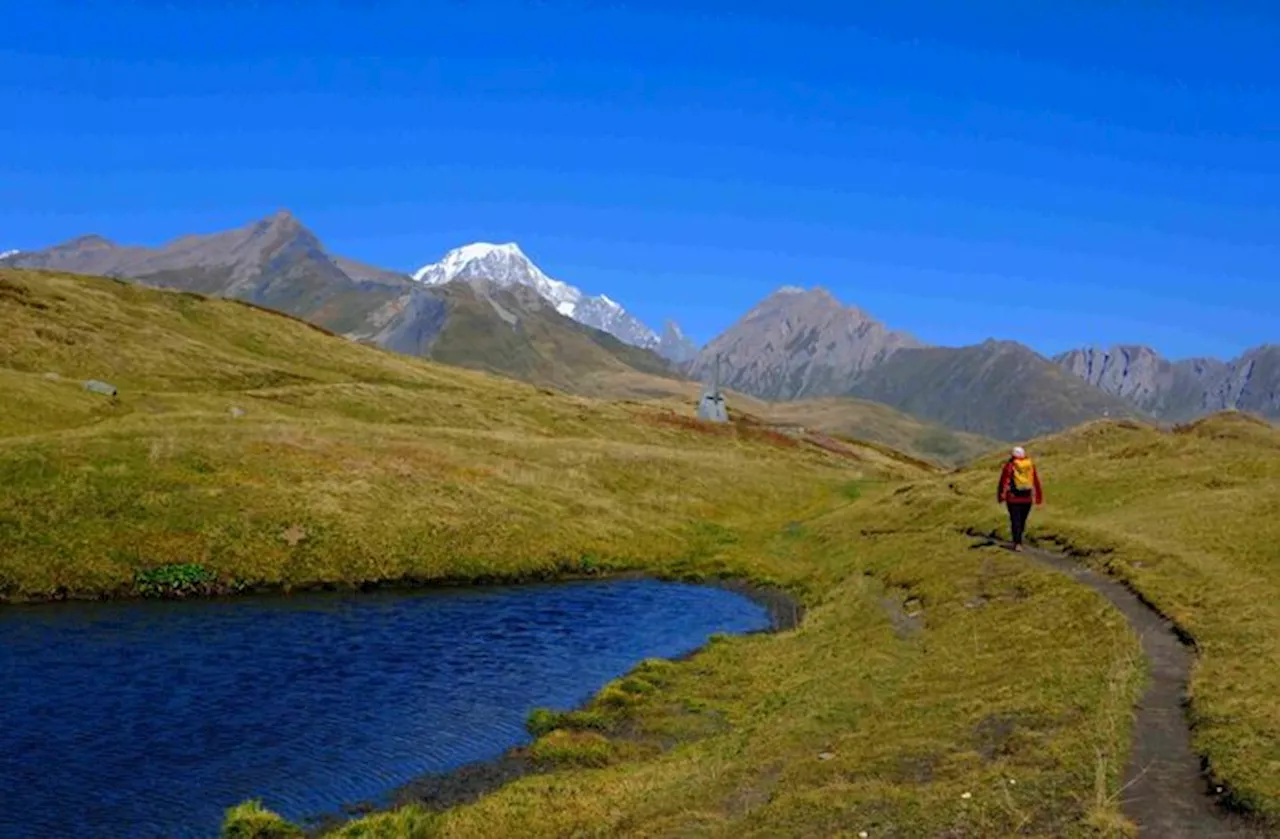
[1008,779,1016,785]
[43,372,61,382]
[83,379,118,397]
[818,752,835,761]
[961,792,972,800]
[859,832,869,838]
[229,406,246,418]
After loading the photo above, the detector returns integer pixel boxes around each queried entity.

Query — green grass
[6,269,1278,836]
[964,413,1280,822]
[220,800,303,838]
[134,562,219,597]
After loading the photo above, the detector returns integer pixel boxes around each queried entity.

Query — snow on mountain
[0,249,19,261]
[412,242,664,350]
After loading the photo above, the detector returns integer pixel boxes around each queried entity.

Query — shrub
[135,563,217,597]
[220,800,302,839]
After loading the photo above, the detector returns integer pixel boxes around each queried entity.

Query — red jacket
[998,457,1043,505]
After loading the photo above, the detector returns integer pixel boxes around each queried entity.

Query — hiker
[997,446,1043,551]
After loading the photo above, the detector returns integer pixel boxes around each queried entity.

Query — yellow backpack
[1010,457,1035,494]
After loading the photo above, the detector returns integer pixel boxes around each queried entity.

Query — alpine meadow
[5,4,1280,837]
[3,268,1278,838]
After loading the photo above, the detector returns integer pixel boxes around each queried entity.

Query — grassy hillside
[0,268,913,601]
[7,268,1278,836]
[555,376,999,466]
[961,412,1280,823]
[425,282,680,391]
[755,396,1000,466]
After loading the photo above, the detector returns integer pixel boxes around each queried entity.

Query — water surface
[0,578,770,839]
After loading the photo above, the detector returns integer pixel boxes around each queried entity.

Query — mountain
[848,340,1144,441]
[5,213,681,395]
[688,287,923,399]
[411,242,688,359]
[1057,344,1280,421]
[694,287,1143,440]
[657,320,699,365]
[1,211,406,335]
[353,277,678,390]
[0,250,18,260]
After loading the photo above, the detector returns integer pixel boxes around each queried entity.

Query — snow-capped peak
[417,242,526,281]
[0,249,19,260]
[411,241,664,350]
[412,241,584,316]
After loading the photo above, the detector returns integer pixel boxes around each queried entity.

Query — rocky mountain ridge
[1055,344,1280,422]
[412,242,677,355]
[4,212,1274,440]
[0,212,681,392]
[687,286,924,400]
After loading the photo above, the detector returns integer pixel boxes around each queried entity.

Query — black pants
[1007,502,1032,545]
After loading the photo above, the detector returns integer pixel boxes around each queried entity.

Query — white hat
[1012,446,1026,458]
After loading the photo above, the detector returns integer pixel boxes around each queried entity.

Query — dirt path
[994,541,1270,837]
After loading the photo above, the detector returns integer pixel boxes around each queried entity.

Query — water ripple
[0,579,770,839]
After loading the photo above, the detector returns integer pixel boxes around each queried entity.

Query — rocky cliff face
[1056,344,1280,421]
[688,287,923,399]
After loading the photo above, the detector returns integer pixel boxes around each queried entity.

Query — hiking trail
[983,538,1270,838]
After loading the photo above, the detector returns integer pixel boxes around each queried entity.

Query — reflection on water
[0,578,770,839]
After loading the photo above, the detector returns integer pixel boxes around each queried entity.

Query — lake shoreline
[0,563,807,623]
[295,575,806,836]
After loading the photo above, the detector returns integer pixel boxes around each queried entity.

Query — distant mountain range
[687,287,1144,440]
[410,243,677,354]
[1055,344,1280,423]
[4,210,1275,442]
[688,287,925,399]
[0,212,682,392]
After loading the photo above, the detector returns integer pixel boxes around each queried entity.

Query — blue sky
[2,1,1277,359]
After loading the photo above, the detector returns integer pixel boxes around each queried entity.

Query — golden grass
[318,518,1143,838]
[957,412,1280,822]
[753,396,1001,466]
[578,373,1000,466]
[1,269,920,601]
[317,413,1280,837]
[6,269,1277,836]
